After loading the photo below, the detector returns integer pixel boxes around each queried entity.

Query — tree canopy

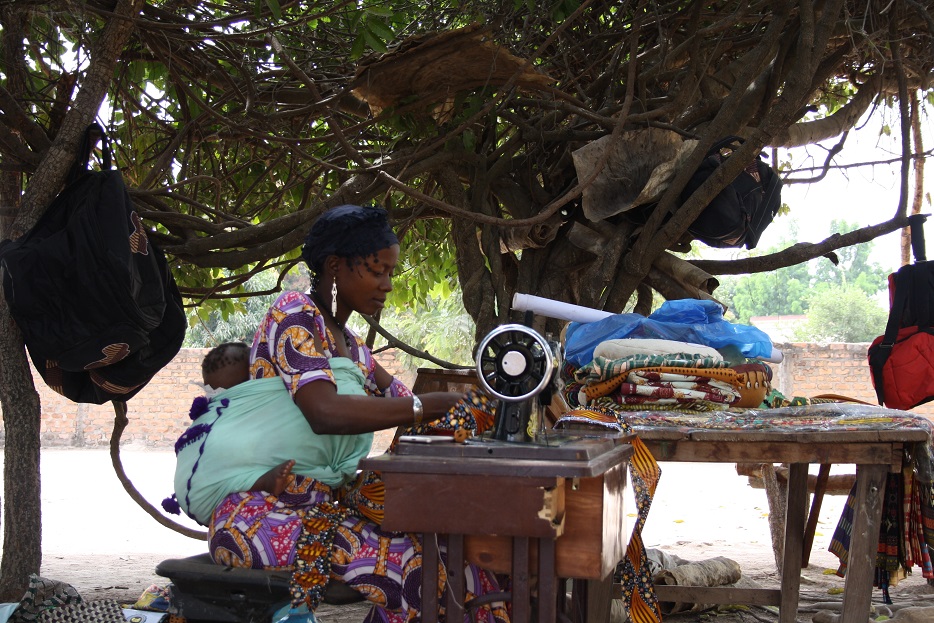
[3,0,932,337]
[1,0,933,597]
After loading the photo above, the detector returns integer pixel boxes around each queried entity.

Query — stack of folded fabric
[564,338,746,412]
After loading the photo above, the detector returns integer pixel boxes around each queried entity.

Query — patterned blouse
[250,290,408,399]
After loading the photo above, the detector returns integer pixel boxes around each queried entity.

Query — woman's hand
[417,391,465,420]
[295,383,467,435]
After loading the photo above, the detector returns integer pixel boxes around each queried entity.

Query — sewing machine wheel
[475,324,556,403]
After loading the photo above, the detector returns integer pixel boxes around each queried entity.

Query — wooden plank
[779,463,807,623]
[363,443,634,478]
[557,462,628,580]
[634,426,930,444]
[629,427,691,441]
[683,428,929,444]
[570,579,586,623]
[650,585,781,607]
[382,473,564,537]
[466,463,628,579]
[841,463,888,622]
[761,463,787,570]
[584,573,614,623]
[393,434,617,461]
[411,367,479,394]
[739,463,856,496]
[640,439,897,465]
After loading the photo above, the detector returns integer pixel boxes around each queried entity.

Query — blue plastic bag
[564,299,773,367]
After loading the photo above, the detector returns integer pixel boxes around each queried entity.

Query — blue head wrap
[301,205,399,279]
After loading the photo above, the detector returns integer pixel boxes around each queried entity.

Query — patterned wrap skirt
[208,472,509,623]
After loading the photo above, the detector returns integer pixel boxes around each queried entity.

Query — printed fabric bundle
[565,352,740,412]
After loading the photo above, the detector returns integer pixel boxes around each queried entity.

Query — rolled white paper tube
[511,293,613,324]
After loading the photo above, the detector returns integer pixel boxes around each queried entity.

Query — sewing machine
[476,323,558,442]
[395,322,619,461]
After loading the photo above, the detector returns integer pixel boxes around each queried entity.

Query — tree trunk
[0,5,41,600]
[0,174,42,602]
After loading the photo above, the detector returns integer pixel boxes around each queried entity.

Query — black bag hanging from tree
[681,136,783,250]
[0,123,186,404]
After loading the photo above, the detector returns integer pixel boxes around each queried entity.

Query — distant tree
[379,291,476,369]
[727,219,889,322]
[184,266,310,346]
[728,254,810,323]
[812,220,889,295]
[792,285,888,342]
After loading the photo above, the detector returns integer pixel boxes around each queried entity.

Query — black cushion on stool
[156,554,364,622]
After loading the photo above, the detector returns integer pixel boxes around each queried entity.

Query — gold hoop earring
[331,279,338,317]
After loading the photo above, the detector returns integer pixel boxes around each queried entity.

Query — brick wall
[0,342,930,447]
[770,342,869,402]
[0,348,415,448]
[769,342,934,416]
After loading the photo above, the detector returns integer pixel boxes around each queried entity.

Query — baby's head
[202,342,250,391]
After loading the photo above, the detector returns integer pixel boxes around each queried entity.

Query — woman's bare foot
[250,459,295,495]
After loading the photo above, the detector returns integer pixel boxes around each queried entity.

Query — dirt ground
[11,448,934,622]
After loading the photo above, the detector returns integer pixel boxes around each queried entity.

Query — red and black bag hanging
[868,214,934,411]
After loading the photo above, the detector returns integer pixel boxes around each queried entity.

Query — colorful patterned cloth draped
[398,388,496,437]
[554,406,663,623]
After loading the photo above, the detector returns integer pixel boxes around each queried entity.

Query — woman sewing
[208,204,509,623]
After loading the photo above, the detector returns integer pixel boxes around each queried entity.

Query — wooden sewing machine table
[629,423,932,623]
[360,435,634,623]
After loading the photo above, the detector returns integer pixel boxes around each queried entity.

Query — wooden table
[360,436,634,623]
[631,425,931,623]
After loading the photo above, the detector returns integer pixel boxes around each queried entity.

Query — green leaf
[367,17,395,44]
[462,129,476,151]
[350,32,367,59]
[362,26,389,53]
[365,6,394,18]
[265,0,282,20]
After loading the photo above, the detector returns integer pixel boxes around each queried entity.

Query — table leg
[537,538,557,623]
[841,463,888,622]
[802,463,832,568]
[447,534,465,623]
[566,574,614,623]
[779,463,807,623]
[583,573,614,623]
[570,580,584,623]
[423,532,439,623]
[513,537,532,623]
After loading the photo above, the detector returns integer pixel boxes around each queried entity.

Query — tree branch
[691,217,907,276]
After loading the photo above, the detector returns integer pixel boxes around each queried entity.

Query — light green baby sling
[174,358,372,524]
